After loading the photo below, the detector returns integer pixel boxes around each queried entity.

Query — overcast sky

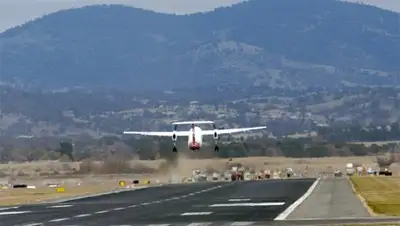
[0,0,399,33]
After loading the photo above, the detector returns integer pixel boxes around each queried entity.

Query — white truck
[346,163,355,176]
[212,172,220,180]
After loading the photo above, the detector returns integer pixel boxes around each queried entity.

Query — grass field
[343,224,400,226]
[0,174,160,206]
[350,176,400,216]
[0,184,121,206]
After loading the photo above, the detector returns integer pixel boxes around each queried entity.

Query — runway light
[119,180,126,187]
[56,187,65,193]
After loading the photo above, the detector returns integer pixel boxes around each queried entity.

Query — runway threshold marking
[181,212,213,216]
[274,178,321,221]
[209,202,285,207]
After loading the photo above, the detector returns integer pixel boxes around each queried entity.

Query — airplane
[123,120,267,152]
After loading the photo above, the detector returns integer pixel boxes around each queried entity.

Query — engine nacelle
[172,132,177,141]
[213,130,218,140]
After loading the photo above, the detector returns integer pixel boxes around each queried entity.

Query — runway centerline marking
[187,223,212,226]
[231,222,255,226]
[95,210,110,214]
[228,198,251,202]
[181,212,213,216]
[43,183,227,224]
[0,211,32,215]
[48,204,73,208]
[209,202,285,207]
[147,224,171,226]
[49,218,70,222]
[74,213,92,218]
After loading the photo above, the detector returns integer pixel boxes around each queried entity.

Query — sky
[0,0,399,33]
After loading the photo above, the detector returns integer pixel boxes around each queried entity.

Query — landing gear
[214,136,219,152]
[173,146,177,152]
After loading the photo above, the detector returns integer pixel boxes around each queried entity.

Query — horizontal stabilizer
[172,120,214,125]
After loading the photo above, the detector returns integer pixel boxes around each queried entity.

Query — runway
[0,179,315,226]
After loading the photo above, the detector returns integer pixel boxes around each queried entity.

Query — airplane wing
[202,126,267,136]
[123,130,190,137]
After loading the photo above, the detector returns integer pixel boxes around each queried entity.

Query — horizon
[0,0,399,33]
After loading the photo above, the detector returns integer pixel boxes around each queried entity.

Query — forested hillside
[0,0,398,90]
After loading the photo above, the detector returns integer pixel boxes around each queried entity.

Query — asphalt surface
[287,177,371,219]
[0,179,315,226]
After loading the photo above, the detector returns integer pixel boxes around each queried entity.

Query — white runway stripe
[0,211,32,215]
[0,206,19,211]
[231,222,255,226]
[180,212,213,216]
[209,202,285,207]
[49,218,70,222]
[274,178,321,220]
[187,223,212,226]
[228,199,251,202]
[47,204,73,208]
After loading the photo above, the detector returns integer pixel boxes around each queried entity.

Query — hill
[0,0,399,90]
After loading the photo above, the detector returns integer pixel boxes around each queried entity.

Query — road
[0,179,315,226]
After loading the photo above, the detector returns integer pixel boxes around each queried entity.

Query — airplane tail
[172,120,214,125]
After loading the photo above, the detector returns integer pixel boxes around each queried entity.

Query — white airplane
[123,120,266,152]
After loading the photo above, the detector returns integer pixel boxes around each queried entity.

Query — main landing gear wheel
[214,145,219,152]
[173,147,177,152]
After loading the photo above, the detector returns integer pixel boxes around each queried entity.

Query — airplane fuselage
[122,120,267,153]
[188,126,203,150]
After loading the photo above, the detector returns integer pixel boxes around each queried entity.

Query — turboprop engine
[213,131,218,140]
[212,123,218,140]
[172,124,178,142]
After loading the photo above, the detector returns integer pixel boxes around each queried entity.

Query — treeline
[0,134,395,163]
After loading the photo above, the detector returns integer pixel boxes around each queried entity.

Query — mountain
[0,0,399,91]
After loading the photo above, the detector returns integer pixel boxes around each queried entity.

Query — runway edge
[274,177,320,221]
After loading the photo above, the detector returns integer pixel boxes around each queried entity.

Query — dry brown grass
[0,184,117,206]
[343,224,400,226]
[0,174,168,206]
[350,176,400,216]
